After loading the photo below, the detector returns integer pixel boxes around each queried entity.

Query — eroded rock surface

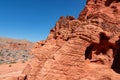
[20,0,120,80]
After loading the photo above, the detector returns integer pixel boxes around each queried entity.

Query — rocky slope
[16,0,120,80]
[0,37,34,64]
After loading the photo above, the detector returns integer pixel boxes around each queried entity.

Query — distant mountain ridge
[0,37,34,64]
[0,37,32,43]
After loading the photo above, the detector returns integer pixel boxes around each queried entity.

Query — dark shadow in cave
[105,0,120,6]
[84,32,115,60]
[111,36,120,74]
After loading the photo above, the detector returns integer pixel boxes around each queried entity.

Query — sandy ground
[0,62,28,80]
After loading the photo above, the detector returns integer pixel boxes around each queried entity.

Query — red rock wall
[21,0,120,80]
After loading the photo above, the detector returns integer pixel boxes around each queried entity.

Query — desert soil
[0,62,28,80]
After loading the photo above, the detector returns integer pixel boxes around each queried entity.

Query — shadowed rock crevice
[111,36,120,73]
[85,32,115,60]
[105,0,120,6]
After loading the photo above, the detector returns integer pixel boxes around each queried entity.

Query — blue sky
[0,0,86,42]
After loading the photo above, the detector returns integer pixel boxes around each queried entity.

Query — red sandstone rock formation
[17,0,120,80]
[78,0,120,34]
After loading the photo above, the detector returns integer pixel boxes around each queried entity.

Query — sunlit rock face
[78,0,120,35]
[19,0,120,80]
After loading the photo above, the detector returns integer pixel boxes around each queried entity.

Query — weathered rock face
[21,0,120,80]
[78,0,120,34]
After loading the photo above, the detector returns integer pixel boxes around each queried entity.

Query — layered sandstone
[20,0,120,80]
[78,0,120,34]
